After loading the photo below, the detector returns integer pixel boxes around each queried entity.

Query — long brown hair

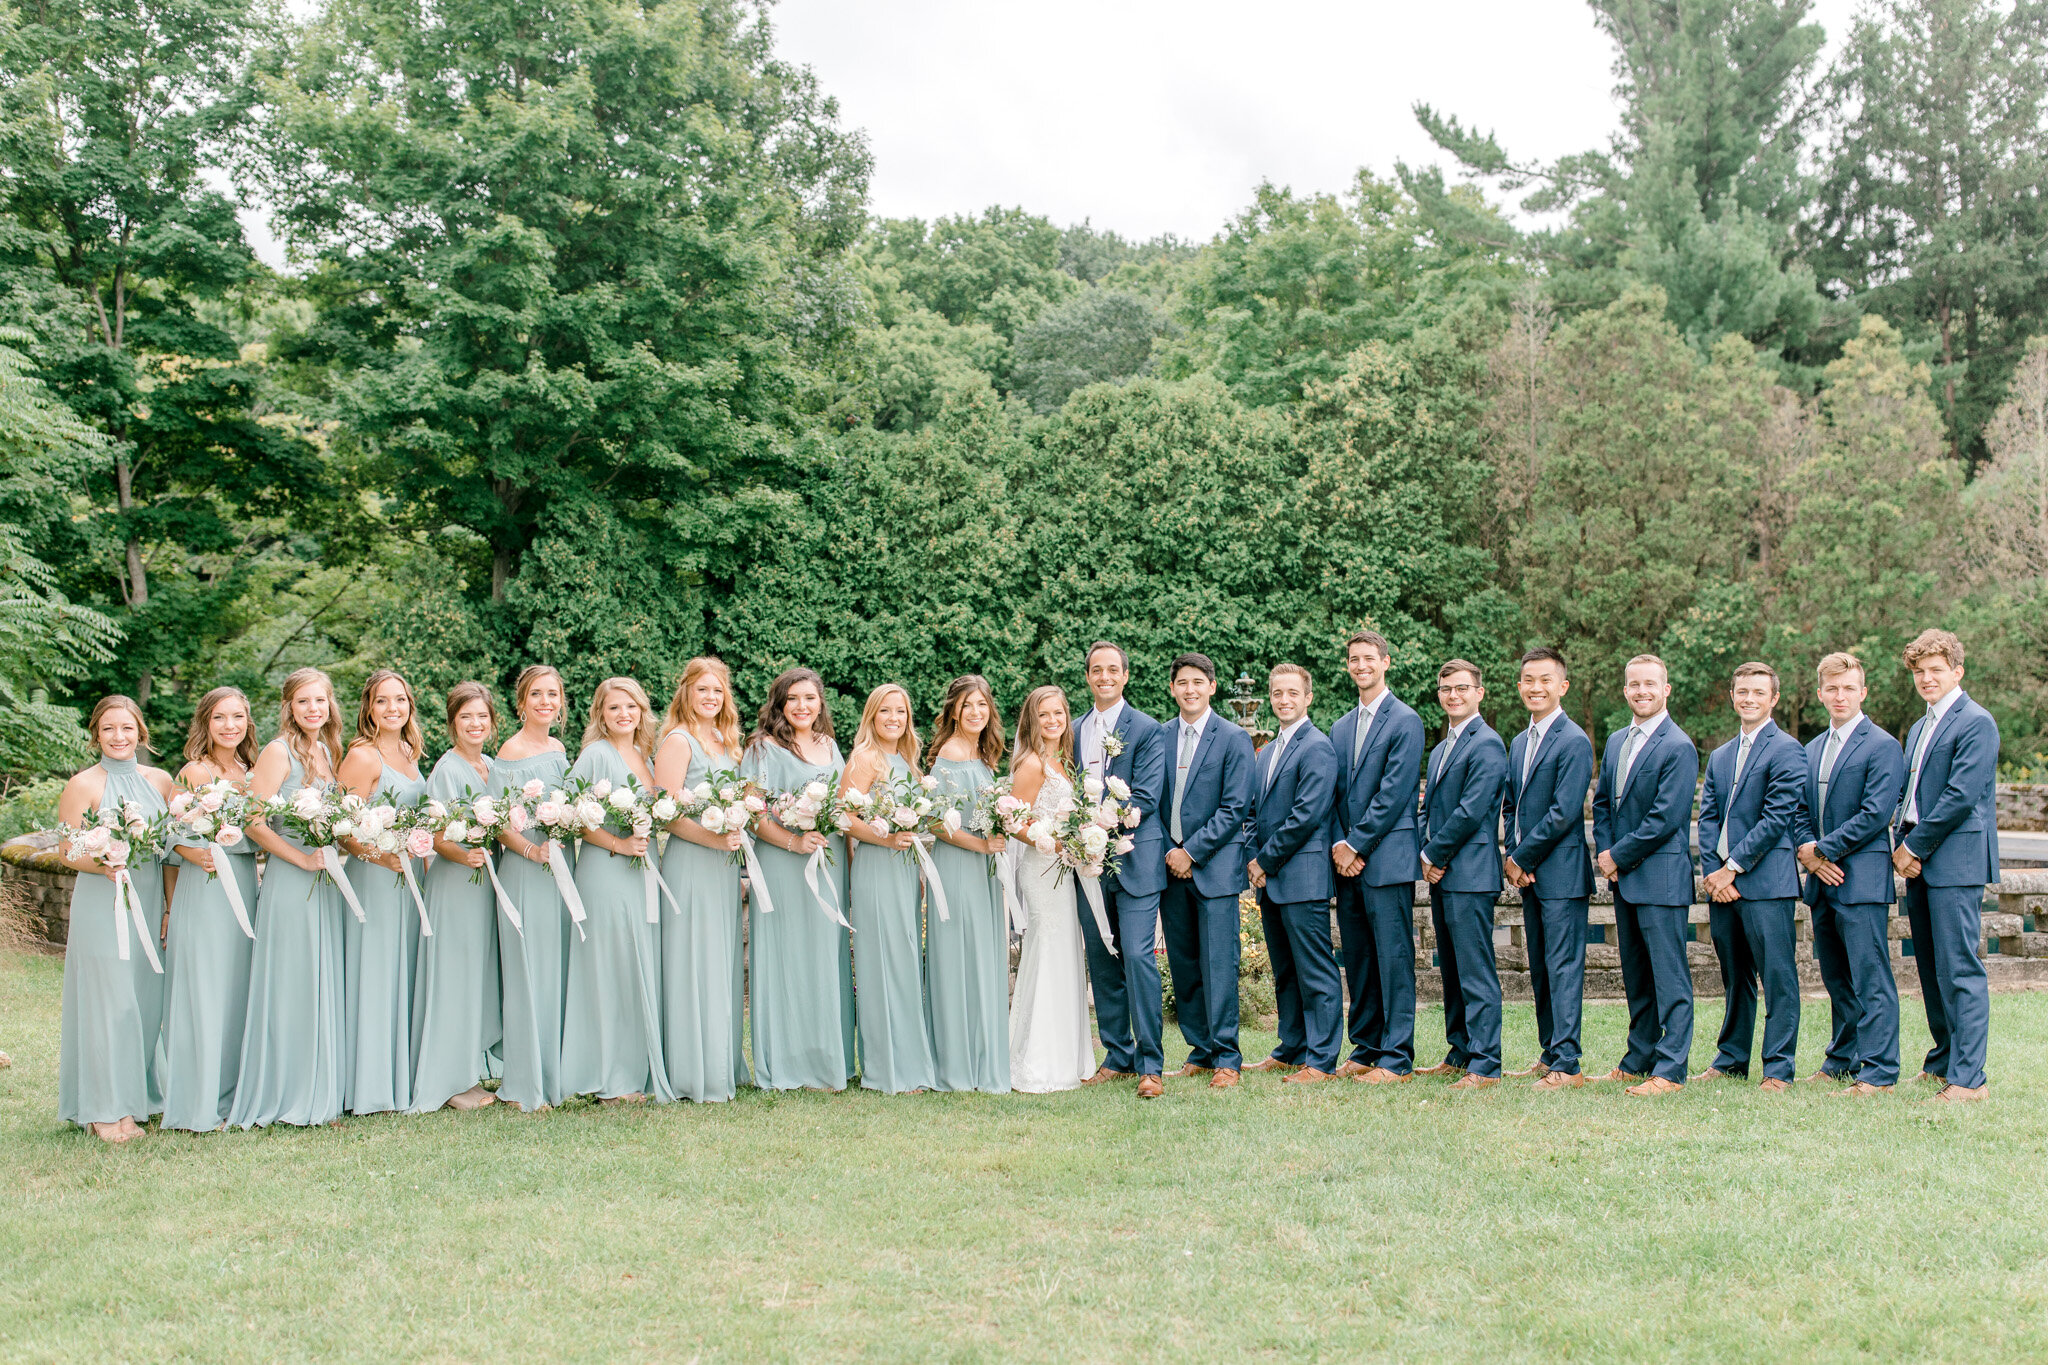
[581,676,659,756]
[513,664,568,727]
[87,694,150,756]
[183,686,259,771]
[277,667,343,776]
[849,683,921,777]
[1012,684,1074,775]
[444,680,502,747]
[349,669,424,759]
[927,674,1006,771]
[661,657,742,757]
[749,667,834,755]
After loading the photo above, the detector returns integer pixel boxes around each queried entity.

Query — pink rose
[522,778,545,799]
[508,806,528,832]
[405,828,435,859]
[217,825,244,847]
[1121,808,1140,829]
[1115,836,1135,855]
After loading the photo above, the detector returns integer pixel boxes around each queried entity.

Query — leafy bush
[0,777,65,843]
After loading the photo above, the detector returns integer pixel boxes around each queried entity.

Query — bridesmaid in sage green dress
[336,669,427,1116]
[652,657,750,1102]
[160,687,262,1132]
[493,664,575,1112]
[230,668,349,1129]
[923,675,1013,1094]
[56,696,175,1142]
[843,684,938,1094]
[560,676,674,1103]
[741,667,855,1091]
[409,681,503,1113]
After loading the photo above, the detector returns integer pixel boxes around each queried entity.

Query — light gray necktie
[1817,727,1844,825]
[1264,729,1289,792]
[1616,726,1644,797]
[1904,705,1937,822]
[1716,731,1755,860]
[1432,727,1458,792]
[1170,722,1197,842]
[1514,722,1544,845]
[1353,703,1374,765]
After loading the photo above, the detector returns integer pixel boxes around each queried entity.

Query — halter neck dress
[494,744,573,1111]
[57,754,169,1127]
[160,765,261,1131]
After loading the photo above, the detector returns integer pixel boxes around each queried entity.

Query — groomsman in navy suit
[1072,641,1170,1099]
[1892,629,2000,1103]
[1696,662,1810,1090]
[1591,654,1700,1097]
[1797,651,1906,1095]
[1415,660,1510,1087]
[1245,664,1341,1083]
[1158,652,1257,1089]
[1500,647,1596,1089]
[1324,629,1426,1085]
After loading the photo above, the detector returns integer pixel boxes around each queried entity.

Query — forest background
[3,0,2048,823]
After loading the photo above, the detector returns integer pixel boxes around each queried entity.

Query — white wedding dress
[1008,770,1096,1093]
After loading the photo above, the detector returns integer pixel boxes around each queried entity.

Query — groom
[1074,640,1170,1099]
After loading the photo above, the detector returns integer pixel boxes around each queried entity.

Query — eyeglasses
[1437,683,1478,696]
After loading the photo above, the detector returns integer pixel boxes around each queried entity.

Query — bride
[1008,685,1097,1093]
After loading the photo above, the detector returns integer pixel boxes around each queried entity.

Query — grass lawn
[4,945,2047,1363]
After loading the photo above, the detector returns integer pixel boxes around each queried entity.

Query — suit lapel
[1178,716,1217,801]
[1728,721,1773,806]
[1350,700,1391,779]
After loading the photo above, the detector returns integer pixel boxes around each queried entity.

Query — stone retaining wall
[1999,783,2048,832]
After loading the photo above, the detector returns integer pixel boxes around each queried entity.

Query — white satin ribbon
[643,861,683,924]
[803,846,853,931]
[1079,872,1119,958]
[911,834,951,923]
[739,831,773,915]
[398,853,432,937]
[210,844,254,939]
[997,845,1026,933]
[545,842,586,941]
[112,868,163,973]
[483,851,522,936]
[322,845,367,923]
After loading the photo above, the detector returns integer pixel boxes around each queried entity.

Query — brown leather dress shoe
[1081,1067,1135,1086]
[1913,1071,1945,1085]
[1757,1077,1792,1093]
[1696,1067,1732,1081]
[1244,1056,1300,1074]
[1334,1059,1374,1079]
[1209,1069,1240,1089]
[1352,1066,1412,1085]
[1801,1069,1848,1084]
[1625,1076,1684,1097]
[1928,1083,1987,1103]
[1448,1073,1500,1090]
[1592,1068,1645,1084]
[1136,1075,1164,1099]
[1833,1080,1893,1097]
[1283,1067,1335,1084]
[1414,1062,1466,1078]
[1170,1062,1215,1078]
[1533,1070,1585,1090]
[1505,1062,1551,1079]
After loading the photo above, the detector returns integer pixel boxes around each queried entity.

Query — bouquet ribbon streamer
[322,846,368,924]
[207,842,255,940]
[997,845,1026,934]
[1078,872,1118,958]
[911,834,951,924]
[803,846,853,931]
[739,831,773,915]
[397,853,432,937]
[545,842,587,941]
[112,868,162,973]
[643,862,683,924]
[483,851,522,936]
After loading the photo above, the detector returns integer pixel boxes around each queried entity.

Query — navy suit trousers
[1809,886,1900,1086]
[1522,891,1588,1074]
[1260,893,1342,1073]
[1614,894,1694,1082]
[1708,897,1800,1081]
[1079,880,1164,1077]
[1905,878,1990,1090]
[1160,879,1242,1069]
[1430,888,1502,1077]
[1334,877,1416,1072]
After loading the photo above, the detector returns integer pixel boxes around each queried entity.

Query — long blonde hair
[183,686,259,771]
[661,657,742,757]
[1011,684,1074,775]
[581,676,659,756]
[850,683,922,776]
[278,667,343,776]
[349,669,424,759]
[87,694,150,756]
[513,664,568,728]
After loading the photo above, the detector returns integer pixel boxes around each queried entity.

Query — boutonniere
[1102,732,1125,759]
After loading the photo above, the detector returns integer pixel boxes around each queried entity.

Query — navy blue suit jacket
[1250,722,1337,904]
[1591,716,1700,907]
[1328,694,1424,888]
[1164,712,1255,898]
[1895,690,2001,887]
[1502,712,1595,899]
[1697,720,1807,900]
[1087,702,1167,897]
[1421,717,1508,895]
[1803,716,1904,906]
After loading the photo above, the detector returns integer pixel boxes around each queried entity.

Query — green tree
[1010,289,1172,415]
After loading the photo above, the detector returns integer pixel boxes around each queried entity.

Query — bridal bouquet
[1051,772,1138,881]
[165,779,251,862]
[64,802,172,970]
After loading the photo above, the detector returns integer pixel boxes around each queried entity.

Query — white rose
[592,779,613,798]
[892,807,918,829]
[425,800,448,821]
[1082,776,1105,801]
[189,814,215,837]
[723,804,748,829]
[575,799,606,827]
[1105,776,1130,800]
[443,820,468,844]
[333,818,356,839]
[803,781,828,801]
[472,796,498,825]
[608,787,636,812]
[942,809,962,834]
[1080,825,1110,857]
[652,797,679,822]
[700,808,728,834]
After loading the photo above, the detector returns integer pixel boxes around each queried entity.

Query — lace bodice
[1031,771,1074,822]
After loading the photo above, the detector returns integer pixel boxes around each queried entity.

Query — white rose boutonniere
[1102,732,1125,759]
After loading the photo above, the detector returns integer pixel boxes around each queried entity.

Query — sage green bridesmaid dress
[560,740,674,1101]
[740,738,855,1091]
[342,758,425,1115]
[848,753,937,1093]
[495,747,572,1111]
[408,750,503,1112]
[229,749,347,1128]
[657,730,748,1102]
[925,755,1011,1093]
[160,801,260,1130]
[57,755,169,1128]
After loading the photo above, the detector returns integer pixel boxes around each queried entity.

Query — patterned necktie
[1170,722,1197,842]
[1716,730,1756,860]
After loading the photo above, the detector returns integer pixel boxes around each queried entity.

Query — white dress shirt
[1079,698,1126,781]
[1520,706,1564,787]
[1717,720,1771,872]
[1349,689,1389,765]
[1616,709,1668,793]
[1263,715,1308,791]
[1903,685,1962,823]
